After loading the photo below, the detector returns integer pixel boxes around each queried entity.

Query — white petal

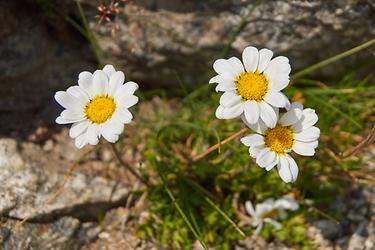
[242,46,259,72]
[56,116,83,124]
[264,56,290,76]
[264,91,290,108]
[213,59,237,79]
[227,57,245,75]
[259,101,277,128]
[265,154,279,171]
[86,125,100,145]
[243,101,260,124]
[115,81,139,101]
[254,222,263,235]
[117,95,139,108]
[294,127,320,142]
[67,86,89,103]
[221,103,244,119]
[274,197,299,211]
[268,74,290,92]
[92,70,109,96]
[102,64,116,77]
[289,102,303,111]
[257,49,273,72]
[215,82,235,92]
[279,108,303,126]
[245,201,255,216]
[292,109,318,132]
[219,91,242,108]
[256,149,276,169]
[75,132,89,149]
[209,75,222,84]
[240,134,265,147]
[249,146,263,158]
[78,71,95,97]
[292,141,316,156]
[215,105,225,119]
[102,130,119,143]
[60,110,84,120]
[69,121,90,138]
[242,116,267,134]
[102,119,124,135]
[54,91,84,112]
[301,109,319,128]
[277,155,298,183]
[113,108,133,124]
[108,71,125,96]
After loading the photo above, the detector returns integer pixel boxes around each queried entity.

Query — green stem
[75,0,103,66]
[292,38,375,80]
[159,174,208,250]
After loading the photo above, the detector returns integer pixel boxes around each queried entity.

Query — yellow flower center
[264,125,294,154]
[260,209,278,219]
[84,95,116,124]
[235,71,269,101]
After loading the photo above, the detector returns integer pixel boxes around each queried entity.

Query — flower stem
[291,37,375,80]
[110,143,149,186]
[75,0,103,67]
[192,127,248,162]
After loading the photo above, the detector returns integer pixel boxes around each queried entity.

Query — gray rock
[1,217,98,250]
[313,219,342,240]
[71,0,375,86]
[0,0,95,135]
[0,137,132,249]
[348,233,366,250]
[0,138,130,222]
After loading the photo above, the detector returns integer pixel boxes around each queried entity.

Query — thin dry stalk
[110,143,149,186]
[341,125,375,159]
[192,127,248,162]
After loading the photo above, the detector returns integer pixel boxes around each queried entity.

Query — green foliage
[135,64,374,248]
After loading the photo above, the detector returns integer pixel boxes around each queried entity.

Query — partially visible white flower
[209,46,291,128]
[55,64,139,148]
[240,102,320,183]
[245,196,299,234]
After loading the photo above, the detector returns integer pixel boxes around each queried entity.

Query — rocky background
[0,0,375,249]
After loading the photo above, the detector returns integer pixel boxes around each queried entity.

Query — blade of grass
[75,0,103,66]
[292,37,375,80]
[62,14,89,40]
[304,92,362,129]
[183,177,246,238]
[160,174,208,250]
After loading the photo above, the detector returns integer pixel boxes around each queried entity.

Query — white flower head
[55,65,139,148]
[240,102,320,183]
[209,46,291,127]
[245,196,299,234]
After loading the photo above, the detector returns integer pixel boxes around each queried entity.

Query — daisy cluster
[209,46,320,183]
[54,46,319,184]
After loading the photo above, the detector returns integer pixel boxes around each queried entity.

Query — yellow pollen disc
[264,125,294,154]
[84,95,116,124]
[260,209,278,219]
[235,71,269,101]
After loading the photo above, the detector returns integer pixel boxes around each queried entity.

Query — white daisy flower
[245,196,299,234]
[240,102,320,183]
[209,46,291,127]
[55,64,139,148]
